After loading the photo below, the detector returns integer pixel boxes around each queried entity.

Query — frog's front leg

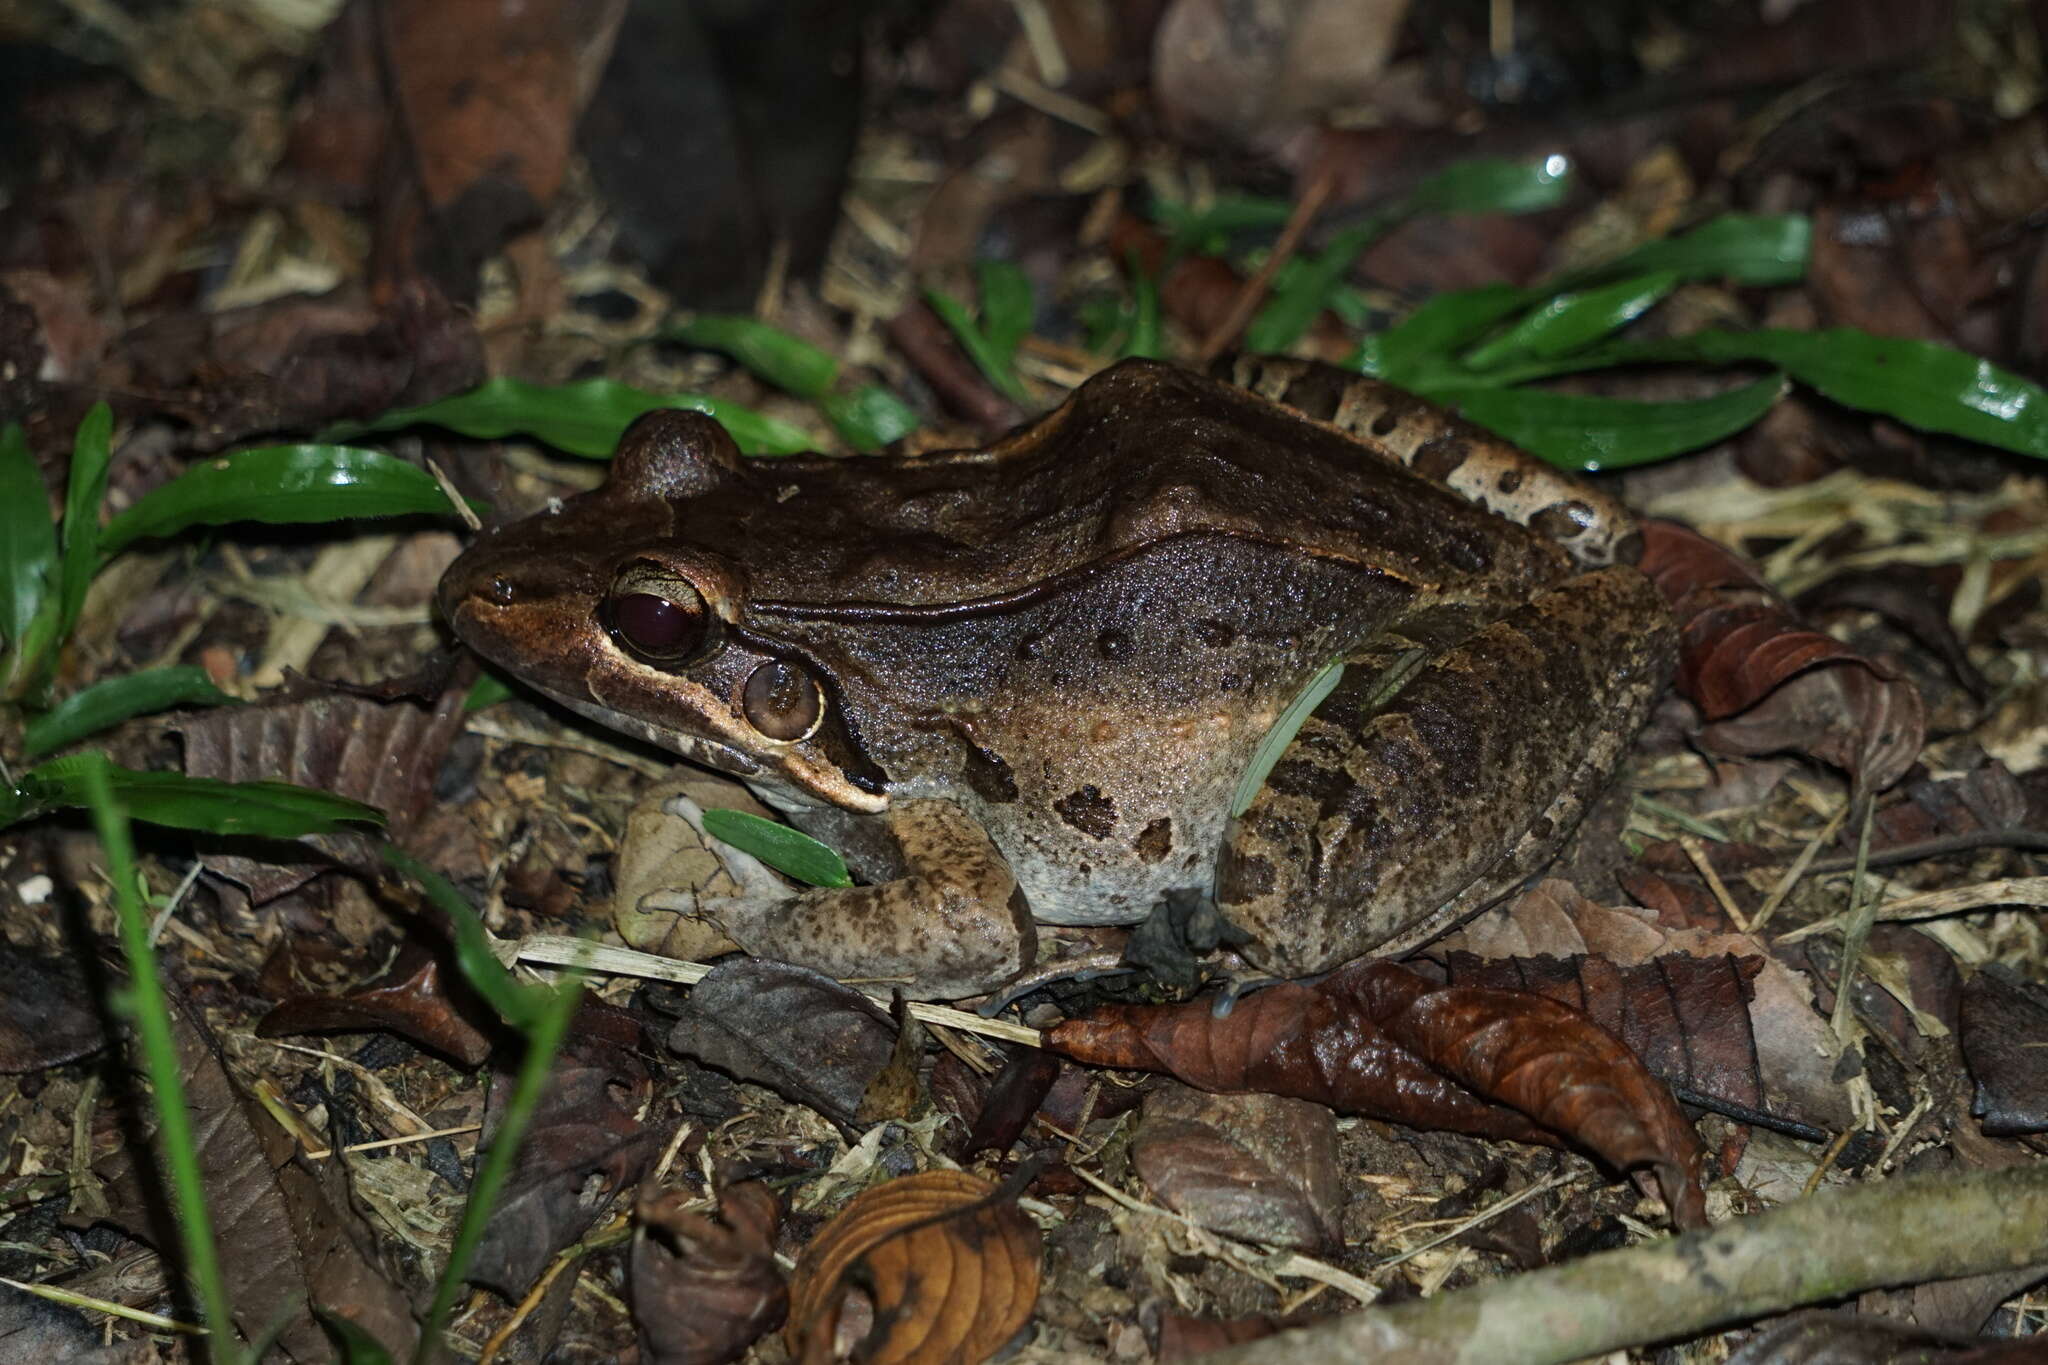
[657,795,1035,1000]
[1217,565,1676,977]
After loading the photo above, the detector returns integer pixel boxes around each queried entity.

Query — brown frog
[439,357,1676,999]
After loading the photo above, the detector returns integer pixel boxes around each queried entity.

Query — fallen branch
[1204,1164,2048,1364]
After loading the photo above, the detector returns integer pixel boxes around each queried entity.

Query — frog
[438,356,1677,1000]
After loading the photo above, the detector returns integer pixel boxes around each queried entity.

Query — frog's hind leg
[1218,354,1641,568]
[1216,565,1675,977]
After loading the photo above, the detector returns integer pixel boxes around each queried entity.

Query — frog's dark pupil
[615,592,697,655]
[743,660,821,741]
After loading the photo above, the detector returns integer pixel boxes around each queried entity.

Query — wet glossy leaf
[98,445,463,556]
[1462,271,1681,368]
[926,275,1034,406]
[1151,194,1295,252]
[1560,212,1811,290]
[1405,153,1573,216]
[787,1170,1040,1365]
[463,671,514,711]
[7,754,385,837]
[24,666,238,758]
[1359,283,1533,378]
[330,375,814,457]
[819,384,920,448]
[700,808,851,887]
[976,259,1035,363]
[1429,375,1787,471]
[57,402,113,638]
[0,422,56,661]
[661,314,841,398]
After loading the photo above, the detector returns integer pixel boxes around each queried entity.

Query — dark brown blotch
[1096,628,1132,660]
[1530,500,1596,543]
[1497,468,1523,494]
[1218,853,1276,900]
[1135,817,1173,863]
[1053,785,1118,839]
[1195,618,1237,648]
[1413,434,1470,482]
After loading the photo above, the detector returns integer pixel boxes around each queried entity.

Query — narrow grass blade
[0,422,57,660]
[379,843,541,1029]
[11,757,385,836]
[659,315,840,399]
[1404,154,1574,215]
[1152,194,1296,251]
[24,666,237,758]
[1557,212,1811,290]
[700,807,852,887]
[99,446,466,557]
[462,671,514,712]
[976,260,1036,364]
[1231,661,1346,818]
[80,756,239,1363]
[328,376,814,457]
[417,972,579,1365]
[317,1309,396,1365]
[58,402,113,638]
[1428,375,1788,471]
[1359,283,1535,378]
[926,285,1035,404]
[1247,219,1391,353]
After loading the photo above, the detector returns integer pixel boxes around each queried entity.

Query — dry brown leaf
[631,1182,787,1365]
[787,1170,1041,1365]
[1639,518,1925,792]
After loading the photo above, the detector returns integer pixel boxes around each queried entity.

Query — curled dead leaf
[787,1170,1041,1365]
[1638,519,1925,792]
[1046,960,1707,1229]
[631,1182,787,1365]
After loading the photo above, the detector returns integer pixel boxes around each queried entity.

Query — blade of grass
[925,285,1035,405]
[1404,153,1574,215]
[23,666,237,758]
[8,758,385,836]
[380,843,540,1029]
[327,376,814,458]
[58,402,114,640]
[699,808,852,887]
[976,260,1035,365]
[1425,375,1788,470]
[416,968,579,1365]
[1552,212,1811,291]
[317,1309,396,1365]
[99,446,470,557]
[0,422,57,668]
[1231,661,1346,818]
[81,755,240,1365]
[462,671,515,712]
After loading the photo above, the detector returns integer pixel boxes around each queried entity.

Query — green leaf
[976,260,1036,364]
[317,1309,396,1365]
[1151,194,1296,251]
[819,385,920,449]
[1124,265,1163,360]
[379,843,543,1029]
[463,671,515,712]
[1557,213,1811,290]
[0,422,57,662]
[98,445,465,557]
[700,808,852,888]
[328,376,814,458]
[1404,154,1574,216]
[925,285,1034,405]
[23,666,237,758]
[77,756,239,1358]
[1461,270,1681,369]
[1360,282,1536,378]
[659,314,841,399]
[1246,219,1390,353]
[1672,329,2048,456]
[8,756,385,837]
[1231,661,1346,818]
[1425,375,1788,471]
[58,402,114,640]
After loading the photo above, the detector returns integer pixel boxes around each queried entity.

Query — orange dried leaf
[787,1170,1041,1365]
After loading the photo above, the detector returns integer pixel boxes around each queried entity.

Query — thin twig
[1195,163,1338,366]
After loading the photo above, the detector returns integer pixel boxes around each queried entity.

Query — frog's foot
[652,795,1035,1001]
[1218,565,1676,976]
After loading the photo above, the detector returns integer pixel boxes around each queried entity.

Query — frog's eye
[607,567,715,664]
[741,659,825,742]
